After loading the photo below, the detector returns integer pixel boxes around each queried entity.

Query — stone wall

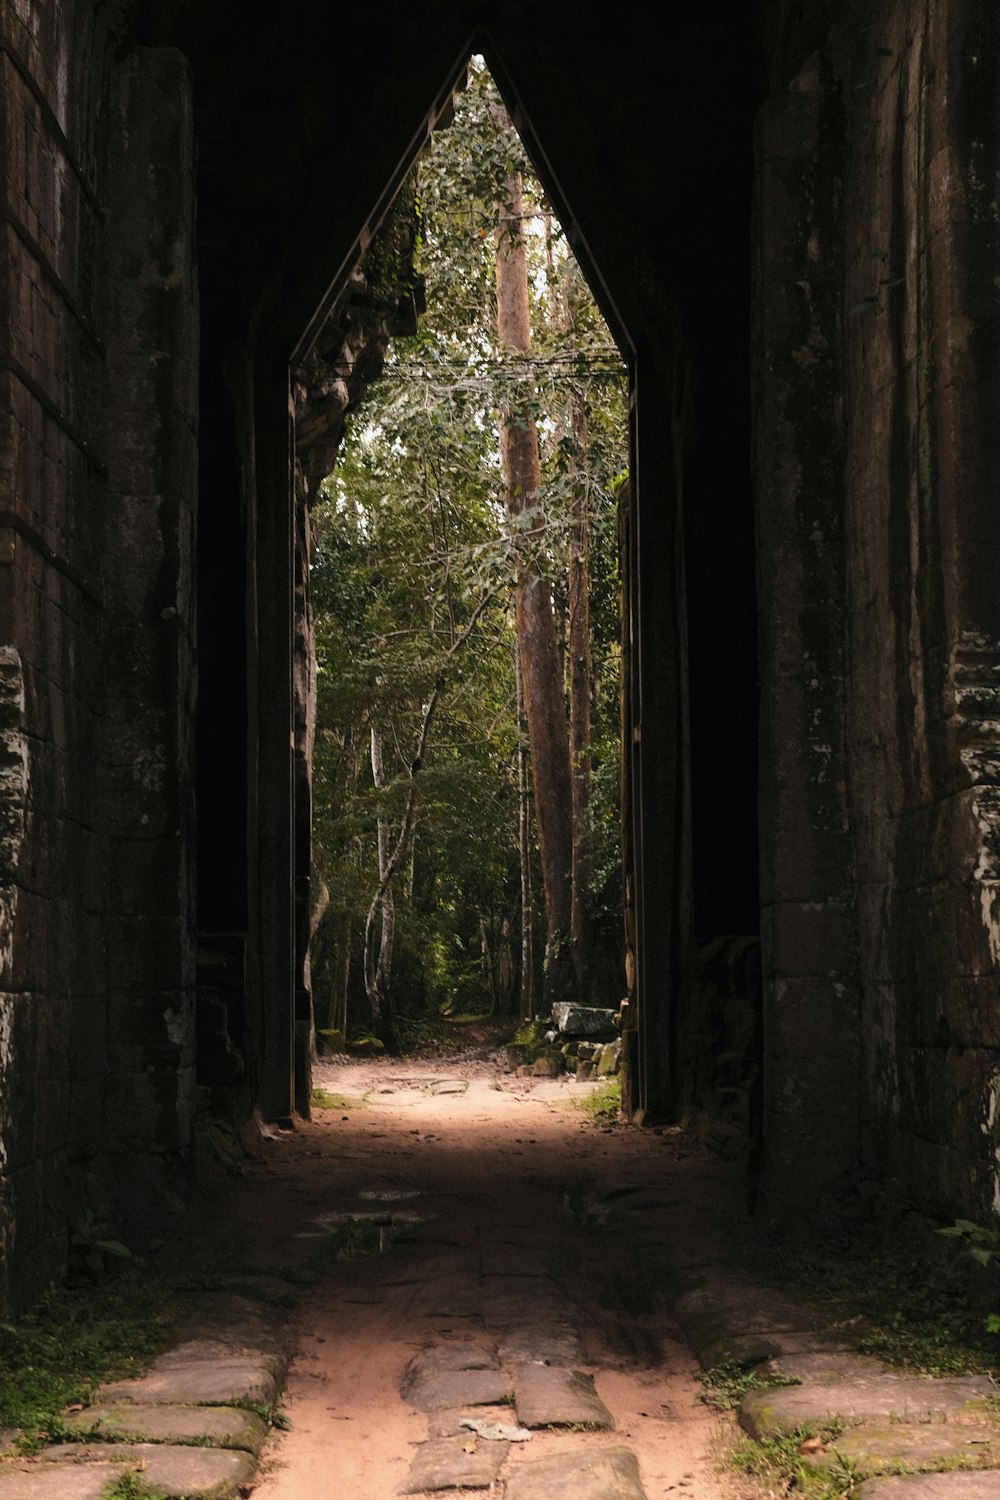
[756,0,1000,1225]
[4,0,1000,1313]
[0,1,198,1307]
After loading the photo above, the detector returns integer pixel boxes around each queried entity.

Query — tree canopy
[310,58,628,1046]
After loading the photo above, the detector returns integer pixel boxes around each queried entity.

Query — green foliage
[0,1272,167,1439]
[938,1218,1000,1338]
[776,1245,998,1376]
[310,1088,367,1111]
[101,1473,161,1500]
[68,1210,132,1280]
[578,1079,621,1124]
[938,1218,1000,1268]
[727,1430,861,1498]
[700,1358,794,1413]
[311,56,627,1042]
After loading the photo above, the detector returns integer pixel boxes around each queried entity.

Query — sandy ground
[208,1054,753,1500]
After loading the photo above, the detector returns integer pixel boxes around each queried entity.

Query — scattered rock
[550,1005,618,1040]
[596,1042,622,1076]
[532,1055,561,1078]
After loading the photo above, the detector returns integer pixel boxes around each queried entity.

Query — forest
[309,61,628,1049]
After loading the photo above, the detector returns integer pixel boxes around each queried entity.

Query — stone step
[741,1368,995,1440]
[61,1401,269,1454]
[96,1339,282,1409]
[806,1418,1000,1477]
[14,1443,255,1499]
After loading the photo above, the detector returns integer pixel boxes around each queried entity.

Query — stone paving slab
[740,1373,996,1440]
[408,1279,482,1318]
[62,1401,269,1453]
[674,1282,847,1369]
[498,1325,585,1367]
[42,1442,255,1497]
[479,1246,551,1277]
[407,1344,498,1376]
[479,1278,570,1329]
[401,1433,508,1492]
[504,1446,647,1499]
[97,1341,281,1409]
[855,1474,1000,1498]
[811,1419,1000,1476]
[765,1352,892,1382]
[512,1362,614,1429]
[402,1366,513,1412]
[0,1463,123,1500]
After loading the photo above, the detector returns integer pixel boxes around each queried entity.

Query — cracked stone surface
[503,1446,647,1499]
[61,1402,269,1453]
[401,1434,509,1492]
[512,1362,614,1429]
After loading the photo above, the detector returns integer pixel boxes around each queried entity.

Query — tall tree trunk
[516,644,534,1020]
[496,163,575,1008]
[364,723,396,1044]
[568,390,594,997]
[333,907,351,1038]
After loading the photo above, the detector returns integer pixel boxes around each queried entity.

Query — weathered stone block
[550,1004,617,1038]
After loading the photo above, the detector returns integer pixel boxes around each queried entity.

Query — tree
[494,138,576,1006]
[310,57,629,1043]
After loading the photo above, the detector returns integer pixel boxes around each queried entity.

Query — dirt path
[210,1054,751,1500]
